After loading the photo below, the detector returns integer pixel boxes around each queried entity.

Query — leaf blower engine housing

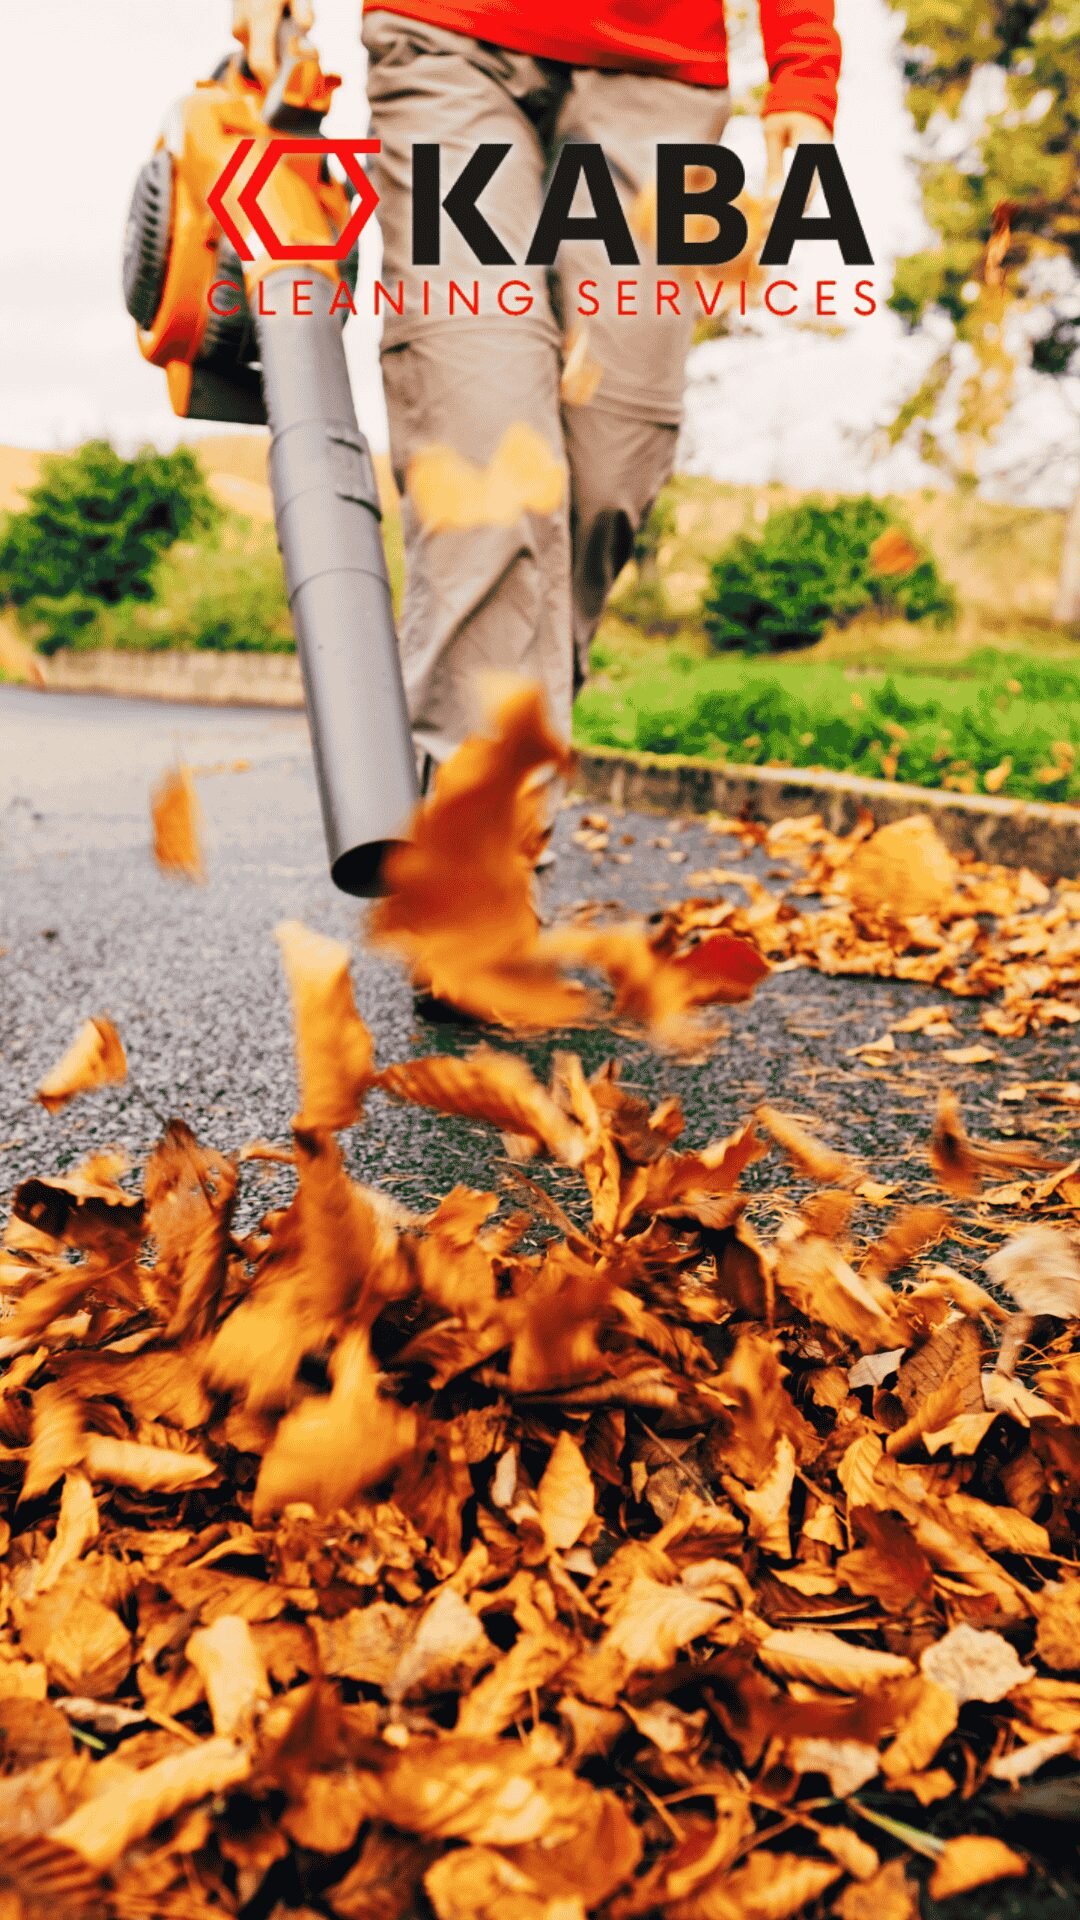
[122,31,417,896]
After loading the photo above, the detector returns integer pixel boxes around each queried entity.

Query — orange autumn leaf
[0,616,47,687]
[276,920,373,1130]
[407,423,566,532]
[375,1050,586,1166]
[719,1850,841,1919]
[17,1583,132,1700]
[931,1089,1063,1198]
[846,815,957,921]
[34,1471,99,1594]
[151,763,204,881]
[36,1016,127,1114]
[186,1615,270,1738]
[869,527,921,577]
[929,1835,1027,1901]
[544,919,768,1048]
[757,1104,858,1186]
[371,680,586,1028]
[757,1627,914,1692]
[836,1859,920,1920]
[81,1432,217,1494]
[50,1736,251,1870]
[984,201,1014,289]
[537,1430,595,1550]
[560,324,604,406]
[252,1329,417,1521]
[373,681,767,1041]
[23,1383,84,1502]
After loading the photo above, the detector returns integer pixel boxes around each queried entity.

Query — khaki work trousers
[363,14,730,774]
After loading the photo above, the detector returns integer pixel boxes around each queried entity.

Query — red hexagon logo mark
[207,138,381,263]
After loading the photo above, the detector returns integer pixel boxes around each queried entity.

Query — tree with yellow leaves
[886,0,1080,622]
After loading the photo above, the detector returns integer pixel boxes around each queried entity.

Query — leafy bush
[574,648,1080,805]
[702,497,956,655]
[0,442,219,653]
[76,521,294,655]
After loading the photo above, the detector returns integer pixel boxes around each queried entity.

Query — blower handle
[262,9,318,127]
[255,269,419,895]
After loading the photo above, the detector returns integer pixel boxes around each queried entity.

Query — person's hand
[762,111,833,194]
[232,0,314,87]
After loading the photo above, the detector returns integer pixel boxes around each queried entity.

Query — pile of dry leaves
[659,807,1080,1044]
[4,688,1080,1920]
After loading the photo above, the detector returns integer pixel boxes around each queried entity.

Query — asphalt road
[2,686,1077,1230]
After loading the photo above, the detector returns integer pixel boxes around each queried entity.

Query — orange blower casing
[133,42,350,419]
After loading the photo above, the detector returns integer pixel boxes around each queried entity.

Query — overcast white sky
[0,1,1072,500]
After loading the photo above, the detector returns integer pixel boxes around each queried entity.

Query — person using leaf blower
[232,0,841,795]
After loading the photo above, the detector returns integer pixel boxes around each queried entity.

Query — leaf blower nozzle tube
[255,267,418,896]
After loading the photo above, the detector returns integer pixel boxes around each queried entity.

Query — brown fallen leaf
[0,1835,98,1916]
[22,1385,84,1504]
[537,1431,595,1551]
[252,1329,417,1521]
[376,1050,585,1167]
[16,1583,131,1700]
[929,1834,1027,1901]
[35,1018,126,1115]
[371,680,766,1041]
[546,919,768,1048]
[561,324,604,406]
[144,1119,237,1342]
[34,1472,98,1594]
[987,1226,1080,1319]
[757,1627,914,1692]
[49,1736,250,1870]
[846,815,956,921]
[151,764,204,881]
[713,1849,840,1919]
[276,921,373,1130]
[388,1587,489,1702]
[931,1090,1062,1198]
[186,1616,270,1738]
[1035,1581,1080,1673]
[836,1857,920,1920]
[407,423,566,532]
[0,617,47,688]
[869,528,921,577]
[82,1433,216,1493]
[371,682,584,1028]
[756,1105,858,1186]
[920,1624,1034,1705]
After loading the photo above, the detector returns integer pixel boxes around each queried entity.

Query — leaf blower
[121,17,418,895]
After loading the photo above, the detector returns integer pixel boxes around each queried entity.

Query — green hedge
[0,442,219,654]
[89,524,294,654]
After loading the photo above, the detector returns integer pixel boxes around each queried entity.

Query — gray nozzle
[255,268,418,895]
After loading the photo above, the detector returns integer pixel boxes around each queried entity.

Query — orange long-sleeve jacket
[364,1,841,128]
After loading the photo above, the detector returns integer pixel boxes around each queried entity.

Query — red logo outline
[207,138,380,263]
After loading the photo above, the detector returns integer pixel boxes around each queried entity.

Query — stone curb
[31,653,1080,879]
[574,746,1080,880]
[40,649,304,708]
